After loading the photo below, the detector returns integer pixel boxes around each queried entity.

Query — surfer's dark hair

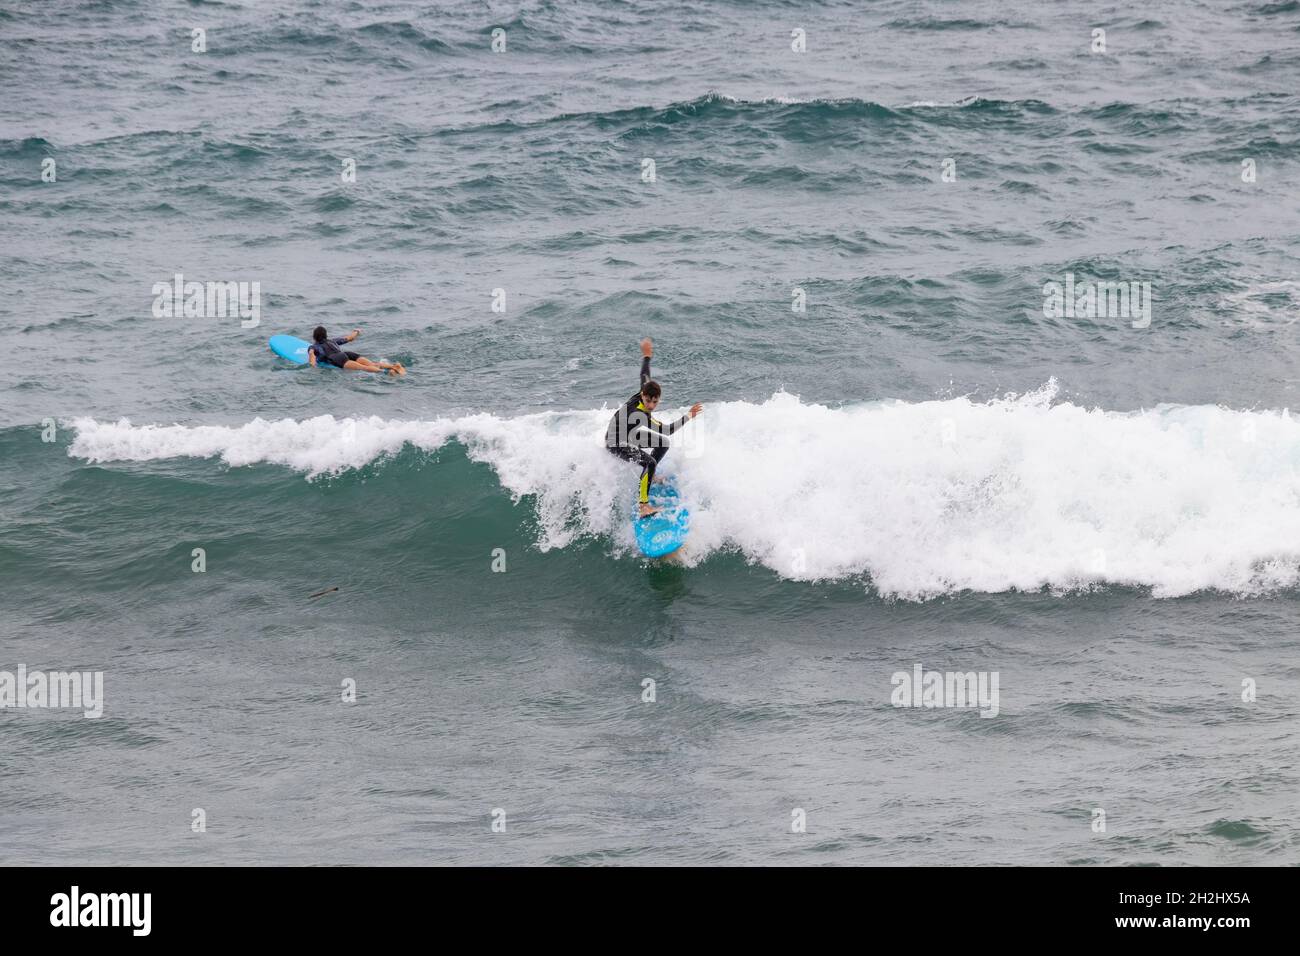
[641,380,661,399]
[312,326,327,342]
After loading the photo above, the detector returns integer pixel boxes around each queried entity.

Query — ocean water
[2,0,1300,865]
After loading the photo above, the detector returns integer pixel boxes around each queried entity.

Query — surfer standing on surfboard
[307,326,405,376]
[605,338,703,518]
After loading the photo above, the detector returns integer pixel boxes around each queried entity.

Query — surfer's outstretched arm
[638,403,704,441]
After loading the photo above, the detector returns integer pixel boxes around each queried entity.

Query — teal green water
[2,0,1300,864]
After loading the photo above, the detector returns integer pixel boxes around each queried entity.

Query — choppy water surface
[2,0,1299,864]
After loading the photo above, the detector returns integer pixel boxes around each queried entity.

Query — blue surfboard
[269,334,336,368]
[634,478,690,558]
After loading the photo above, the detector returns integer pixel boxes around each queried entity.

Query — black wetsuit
[605,356,690,504]
[309,336,359,368]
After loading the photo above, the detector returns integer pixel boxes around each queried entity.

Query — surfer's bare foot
[638,503,660,518]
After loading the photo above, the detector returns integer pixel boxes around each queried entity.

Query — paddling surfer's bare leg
[340,357,402,375]
[362,357,405,375]
[343,359,386,374]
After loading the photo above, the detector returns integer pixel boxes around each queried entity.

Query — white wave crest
[68,385,1300,598]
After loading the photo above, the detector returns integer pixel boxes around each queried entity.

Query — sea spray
[67,387,1300,598]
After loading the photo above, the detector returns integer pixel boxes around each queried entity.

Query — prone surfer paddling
[605,338,702,518]
[307,326,405,375]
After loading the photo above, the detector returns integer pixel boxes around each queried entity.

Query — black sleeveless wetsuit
[309,336,359,368]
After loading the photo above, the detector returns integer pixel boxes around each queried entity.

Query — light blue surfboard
[634,478,690,558]
[269,334,336,368]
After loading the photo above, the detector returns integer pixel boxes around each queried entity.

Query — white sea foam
[68,383,1300,598]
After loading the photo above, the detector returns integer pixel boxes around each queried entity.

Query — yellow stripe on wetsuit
[637,400,658,504]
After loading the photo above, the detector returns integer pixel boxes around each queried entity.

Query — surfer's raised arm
[639,337,654,389]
